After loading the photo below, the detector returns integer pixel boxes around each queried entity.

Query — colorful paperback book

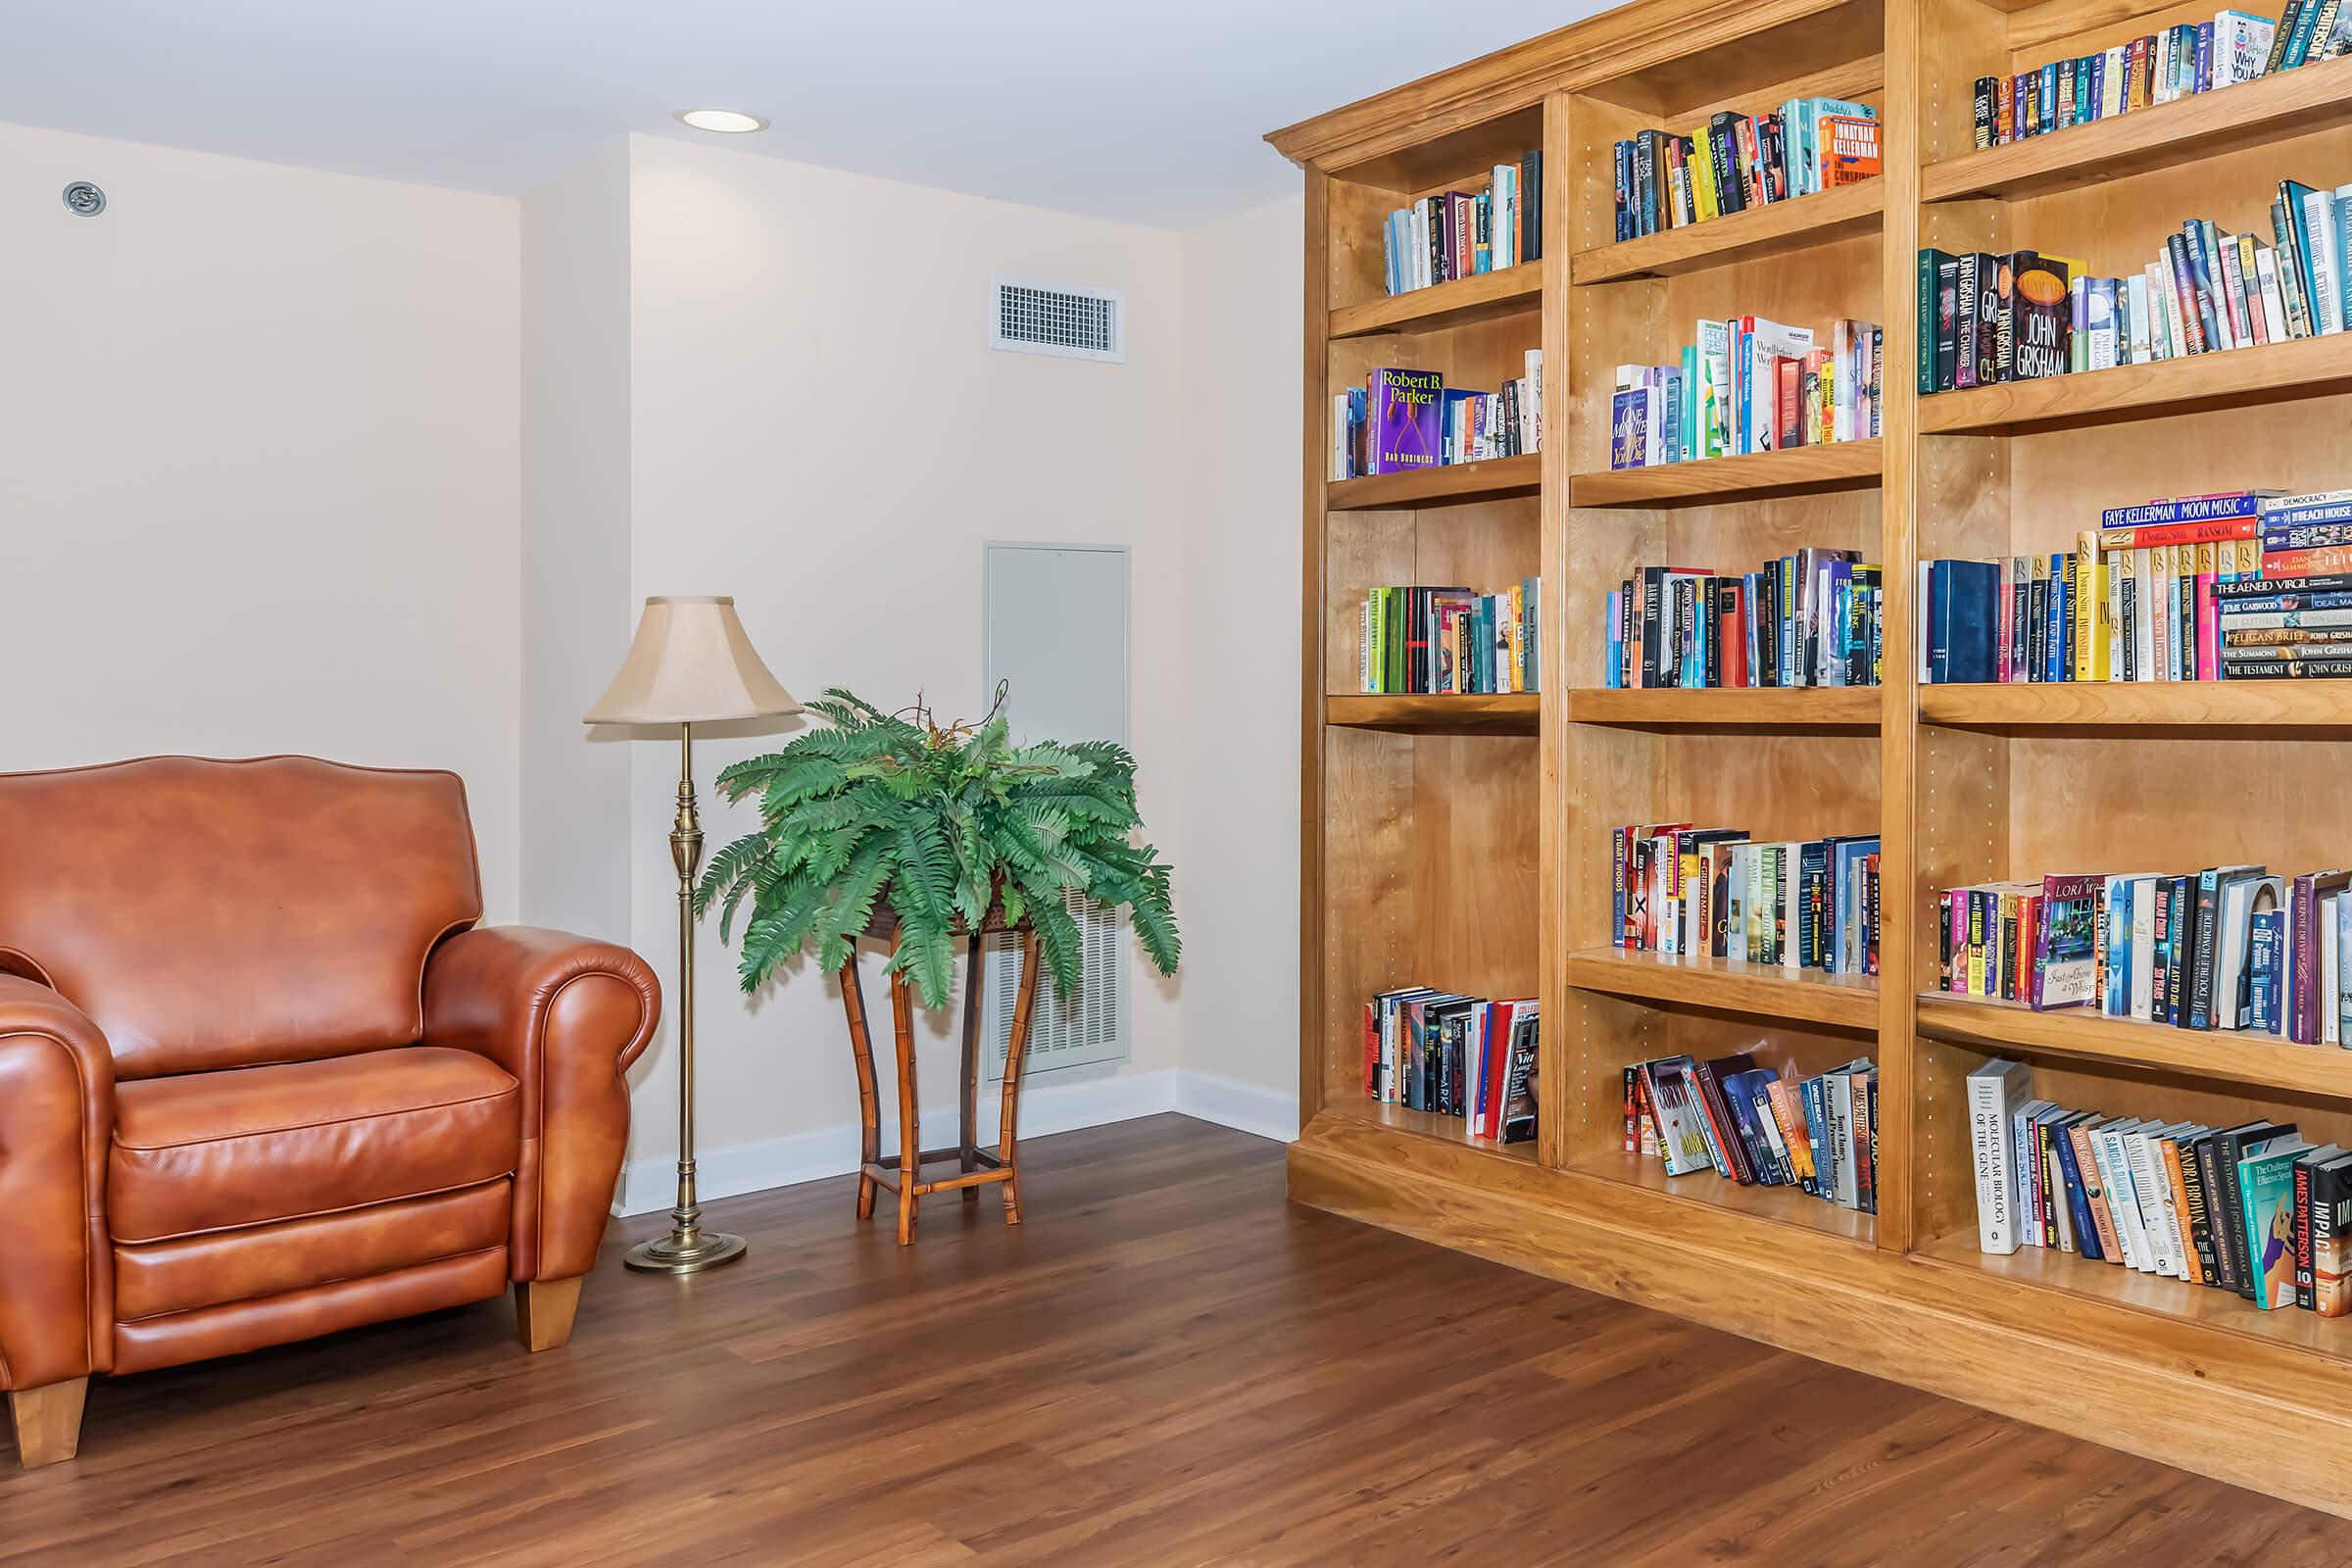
[1369,368,1444,474]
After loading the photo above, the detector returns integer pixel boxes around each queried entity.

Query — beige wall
[0,122,524,919]
[2,118,1304,1200]
[519,141,634,943]
[618,134,1200,1171]
[1173,195,1305,1110]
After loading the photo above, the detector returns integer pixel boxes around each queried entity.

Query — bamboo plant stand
[839,920,1044,1246]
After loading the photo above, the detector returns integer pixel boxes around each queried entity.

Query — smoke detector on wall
[990,276,1123,363]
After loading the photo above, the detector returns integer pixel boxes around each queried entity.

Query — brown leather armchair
[0,757,659,1468]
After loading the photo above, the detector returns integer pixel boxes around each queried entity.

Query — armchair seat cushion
[109,1048,521,1244]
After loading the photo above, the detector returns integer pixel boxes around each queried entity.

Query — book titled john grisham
[1370,368,1444,474]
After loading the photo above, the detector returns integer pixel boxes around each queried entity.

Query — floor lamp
[586,596,801,1273]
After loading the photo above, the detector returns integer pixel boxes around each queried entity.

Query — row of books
[1609,100,1880,242]
[1969,8,2347,153]
[1377,150,1544,296]
[1919,491,2352,684]
[1355,579,1543,695]
[1936,864,2351,1045]
[1609,317,1884,469]
[1361,988,1540,1144]
[1970,1058,2347,1314]
[1922,181,2352,394]
[1602,552,1883,690]
[1614,824,1882,975]
[1332,358,1544,479]
[1626,1052,1880,1209]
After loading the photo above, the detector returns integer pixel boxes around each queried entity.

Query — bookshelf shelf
[1568,686,1881,730]
[1911,1231,2348,1358]
[1326,453,1543,511]
[1919,332,2352,436]
[1334,1099,1541,1164]
[1920,681,2352,732]
[1572,179,1885,283]
[1326,693,1540,733]
[1921,56,2352,205]
[1576,1152,1878,1246]
[1567,947,1880,1028]
[1275,0,2352,1517]
[1914,994,2352,1102]
[1569,439,1883,509]
[1328,265,1544,340]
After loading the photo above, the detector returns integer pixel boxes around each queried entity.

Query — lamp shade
[584,596,802,725]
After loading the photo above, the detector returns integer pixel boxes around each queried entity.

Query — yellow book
[1693,125,1731,222]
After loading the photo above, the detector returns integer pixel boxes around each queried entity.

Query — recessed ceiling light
[674,109,767,134]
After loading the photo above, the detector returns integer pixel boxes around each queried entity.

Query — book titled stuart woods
[1369,368,1444,474]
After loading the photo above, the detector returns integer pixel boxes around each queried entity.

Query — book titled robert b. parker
[1369,368,1444,474]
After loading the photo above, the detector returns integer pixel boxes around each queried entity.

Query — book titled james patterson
[1368,368,1444,475]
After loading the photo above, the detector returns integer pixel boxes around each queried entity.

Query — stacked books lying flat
[1971,1057,2351,1314]
[1971,6,2349,152]
[1610,99,1880,242]
[1356,579,1541,695]
[1610,318,1883,469]
[1378,149,1544,296]
[1923,182,2352,395]
[1604,551,1882,689]
[1333,358,1544,480]
[1921,490,2352,683]
[1626,1053,1880,1210]
[1936,864,2352,1043]
[1614,824,1882,974]
[1362,988,1539,1144]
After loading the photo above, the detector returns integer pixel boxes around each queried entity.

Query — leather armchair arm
[421,927,660,1282]
[0,975,115,1390]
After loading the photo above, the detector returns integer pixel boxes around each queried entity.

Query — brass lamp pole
[586,596,800,1274]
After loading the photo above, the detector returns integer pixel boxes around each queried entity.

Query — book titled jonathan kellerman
[1369,368,1444,475]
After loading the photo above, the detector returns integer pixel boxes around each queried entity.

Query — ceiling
[0,0,1604,228]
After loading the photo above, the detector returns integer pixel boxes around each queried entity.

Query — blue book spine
[2105,881,2132,1016]
[2041,62,2060,131]
[2251,909,2284,1033]
[2099,493,2262,526]
[2218,592,2352,613]
[2091,51,2107,119]
[2196,23,2213,90]
[2052,1121,2104,1260]
[1614,142,1634,241]
[1744,572,1764,685]
[2257,500,2352,526]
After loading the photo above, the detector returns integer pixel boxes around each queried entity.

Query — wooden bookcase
[1274,0,2352,1517]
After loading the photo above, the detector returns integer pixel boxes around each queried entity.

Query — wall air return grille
[991,276,1124,362]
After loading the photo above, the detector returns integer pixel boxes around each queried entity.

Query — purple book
[1369,368,1444,474]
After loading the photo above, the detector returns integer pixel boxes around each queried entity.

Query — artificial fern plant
[694,688,1179,1009]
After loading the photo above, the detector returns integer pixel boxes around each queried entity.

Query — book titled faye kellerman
[1369,368,1444,474]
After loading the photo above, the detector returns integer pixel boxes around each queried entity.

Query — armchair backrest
[0,756,482,1079]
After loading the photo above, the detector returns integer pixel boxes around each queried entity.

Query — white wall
[615,134,1203,1186]
[1174,195,1306,1115]
[519,141,634,943]
[0,122,524,919]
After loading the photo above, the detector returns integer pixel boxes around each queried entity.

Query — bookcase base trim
[1289,1114,2352,1518]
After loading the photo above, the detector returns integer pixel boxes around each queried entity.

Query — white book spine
[2307,189,2341,335]
[2094,1126,2146,1268]
[2125,1131,2168,1275]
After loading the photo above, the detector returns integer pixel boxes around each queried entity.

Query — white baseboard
[1175,1069,1299,1144]
[612,1067,1296,1216]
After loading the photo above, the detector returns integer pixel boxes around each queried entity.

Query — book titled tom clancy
[1368,368,1444,474]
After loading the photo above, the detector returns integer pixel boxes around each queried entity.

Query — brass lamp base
[623,1228,747,1275]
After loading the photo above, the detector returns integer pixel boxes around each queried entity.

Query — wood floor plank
[4,1114,2350,1565]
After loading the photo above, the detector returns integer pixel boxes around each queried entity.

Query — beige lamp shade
[584,596,802,725]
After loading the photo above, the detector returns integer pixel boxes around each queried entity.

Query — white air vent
[991,275,1124,363]
[982,891,1129,1081]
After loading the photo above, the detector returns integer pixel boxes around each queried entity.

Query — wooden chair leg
[9,1378,86,1469]
[514,1277,585,1352]
[890,941,921,1247]
[842,956,880,1222]
[998,929,1045,1227]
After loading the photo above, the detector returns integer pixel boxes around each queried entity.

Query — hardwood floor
[6,1113,2350,1566]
